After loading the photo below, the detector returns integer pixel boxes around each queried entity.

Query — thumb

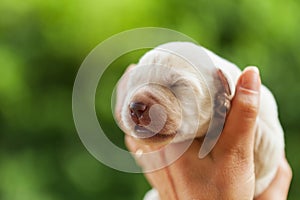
[215,66,261,158]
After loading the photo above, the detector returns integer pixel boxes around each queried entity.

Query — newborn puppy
[116,42,284,198]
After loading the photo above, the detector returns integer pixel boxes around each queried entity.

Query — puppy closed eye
[170,79,190,90]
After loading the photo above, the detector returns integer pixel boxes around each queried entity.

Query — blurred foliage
[0,0,299,199]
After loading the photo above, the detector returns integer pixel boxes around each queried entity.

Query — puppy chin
[131,133,176,148]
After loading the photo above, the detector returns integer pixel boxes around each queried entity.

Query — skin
[118,66,292,200]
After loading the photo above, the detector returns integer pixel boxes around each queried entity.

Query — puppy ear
[217,69,235,100]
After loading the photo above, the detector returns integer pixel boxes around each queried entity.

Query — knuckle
[281,160,293,179]
[235,92,259,119]
[286,166,293,179]
[241,103,258,119]
[223,146,252,167]
[219,149,253,180]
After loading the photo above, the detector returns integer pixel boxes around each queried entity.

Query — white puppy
[117,42,284,198]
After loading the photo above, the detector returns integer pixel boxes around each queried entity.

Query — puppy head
[117,49,213,145]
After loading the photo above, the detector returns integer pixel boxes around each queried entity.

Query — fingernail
[241,66,260,91]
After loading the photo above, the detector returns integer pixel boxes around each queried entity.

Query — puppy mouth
[134,125,176,142]
[134,125,156,137]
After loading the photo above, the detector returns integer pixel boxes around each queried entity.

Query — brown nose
[129,102,147,120]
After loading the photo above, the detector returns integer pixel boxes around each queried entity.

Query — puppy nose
[129,102,147,119]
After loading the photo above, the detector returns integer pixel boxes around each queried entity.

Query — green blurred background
[0,0,299,199]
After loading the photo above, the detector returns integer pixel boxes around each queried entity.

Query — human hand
[118,66,292,199]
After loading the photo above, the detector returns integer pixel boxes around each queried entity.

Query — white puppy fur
[117,42,285,198]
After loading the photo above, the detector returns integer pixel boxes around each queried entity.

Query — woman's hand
[122,66,292,200]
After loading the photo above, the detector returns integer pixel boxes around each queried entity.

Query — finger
[255,157,292,200]
[116,64,136,105]
[124,63,136,71]
[124,135,149,168]
[214,67,261,159]
[126,136,207,199]
[115,64,136,121]
[125,135,167,171]
[125,135,178,199]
